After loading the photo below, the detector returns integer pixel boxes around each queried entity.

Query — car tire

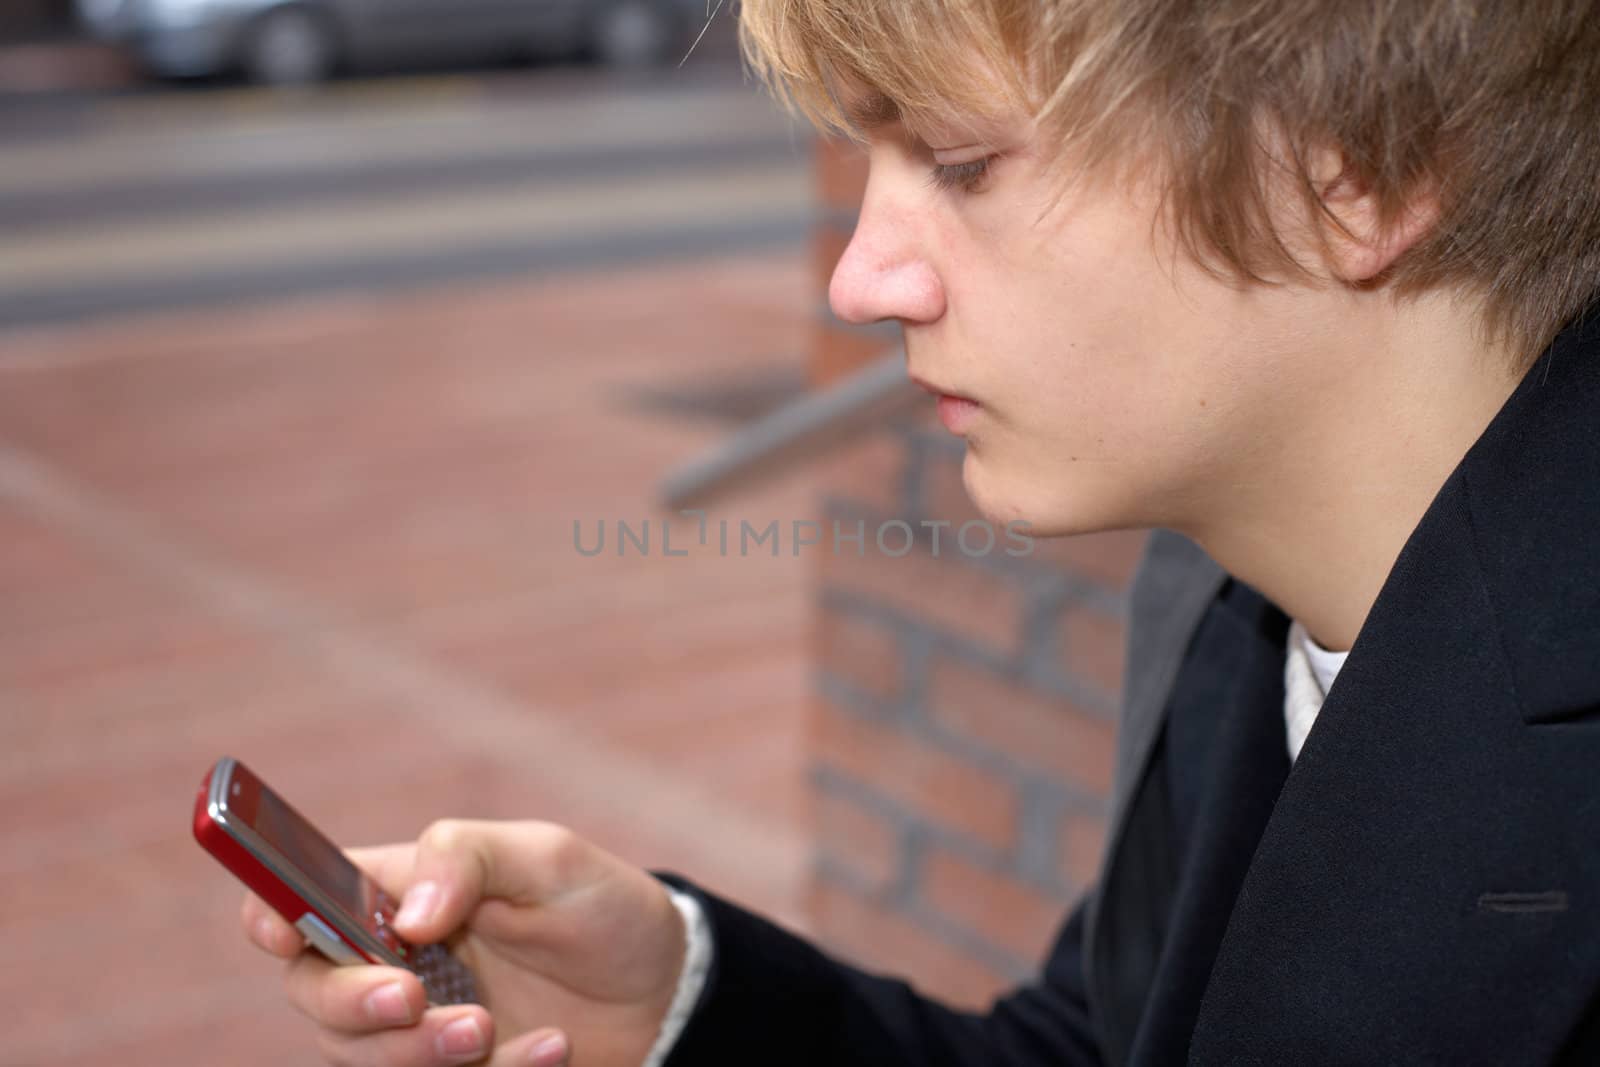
[241,6,338,86]
[591,1,675,69]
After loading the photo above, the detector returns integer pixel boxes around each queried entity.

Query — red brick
[815,137,870,210]
[818,540,1024,656]
[25,1008,309,1067]
[807,879,1012,1010]
[813,430,909,524]
[812,696,1019,851]
[926,657,1117,796]
[0,249,823,1066]
[1059,812,1110,888]
[0,41,138,95]
[815,605,904,703]
[815,789,905,895]
[811,320,901,386]
[0,509,98,594]
[921,848,1076,962]
[1024,529,1151,591]
[813,217,854,294]
[1060,608,1129,698]
[0,598,254,692]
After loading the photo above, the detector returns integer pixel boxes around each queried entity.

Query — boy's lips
[909,373,981,434]
[908,372,978,403]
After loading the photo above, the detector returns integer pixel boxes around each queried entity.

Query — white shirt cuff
[640,886,713,1067]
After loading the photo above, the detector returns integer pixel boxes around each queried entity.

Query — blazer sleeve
[652,871,1105,1067]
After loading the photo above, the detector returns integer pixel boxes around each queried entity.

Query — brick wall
[805,135,1150,1009]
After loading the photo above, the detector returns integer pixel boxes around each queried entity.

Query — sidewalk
[0,248,821,1066]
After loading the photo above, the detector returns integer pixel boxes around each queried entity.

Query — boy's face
[829,88,1343,539]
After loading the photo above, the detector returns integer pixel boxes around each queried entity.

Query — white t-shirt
[644,887,713,1066]
[1283,618,1351,761]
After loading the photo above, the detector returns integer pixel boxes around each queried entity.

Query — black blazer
[656,306,1600,1065]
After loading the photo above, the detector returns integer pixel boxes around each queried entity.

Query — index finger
[241,890,305,958]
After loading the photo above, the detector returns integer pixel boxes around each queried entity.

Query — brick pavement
[0,249,820,1066]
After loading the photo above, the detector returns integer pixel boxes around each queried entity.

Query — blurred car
[74,0,705,84]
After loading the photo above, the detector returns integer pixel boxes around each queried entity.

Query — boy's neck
[1179,291,1523,654]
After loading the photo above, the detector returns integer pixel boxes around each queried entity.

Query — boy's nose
[827,212,946,328]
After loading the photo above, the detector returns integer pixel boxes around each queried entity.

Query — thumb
[391,819,578,943]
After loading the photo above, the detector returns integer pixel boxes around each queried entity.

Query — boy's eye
[926,156,994,194]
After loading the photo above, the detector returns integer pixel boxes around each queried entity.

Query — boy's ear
[1306,145,1439,284]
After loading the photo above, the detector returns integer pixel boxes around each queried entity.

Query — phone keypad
[410,942,481,1006]
[373,890,479,1006]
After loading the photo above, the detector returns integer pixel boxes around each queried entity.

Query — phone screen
[250,784,366,917]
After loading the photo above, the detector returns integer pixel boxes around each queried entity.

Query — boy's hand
[241,820,689,1067]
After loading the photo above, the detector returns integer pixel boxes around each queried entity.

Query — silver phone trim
[208,757,407,969]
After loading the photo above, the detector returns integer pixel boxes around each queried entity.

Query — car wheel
[242,6,337,86]
[591,1,674,69]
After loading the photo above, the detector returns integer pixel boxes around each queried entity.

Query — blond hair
[736,0,1600,370]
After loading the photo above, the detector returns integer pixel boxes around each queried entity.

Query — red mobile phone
[193,756,479,1006]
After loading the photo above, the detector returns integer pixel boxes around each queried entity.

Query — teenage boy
[241,1,1600,1064]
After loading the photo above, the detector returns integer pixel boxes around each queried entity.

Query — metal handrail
[657,347,922,511]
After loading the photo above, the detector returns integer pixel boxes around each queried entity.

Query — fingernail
[437,1016,484,1058]
[528,1033,569,1067]
[364,982,413,1025]
[395,881,440,928]
[254,915,276,946]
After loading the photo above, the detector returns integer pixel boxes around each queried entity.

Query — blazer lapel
[1190,309,1600,1065]
[1084,528,1227,1062]
[1100,529,1229,841]
[1124,582,1293,1066]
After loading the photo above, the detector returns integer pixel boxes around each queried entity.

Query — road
[0,62,815,326]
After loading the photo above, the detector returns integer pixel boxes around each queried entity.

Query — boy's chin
[962,454,1135,539]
